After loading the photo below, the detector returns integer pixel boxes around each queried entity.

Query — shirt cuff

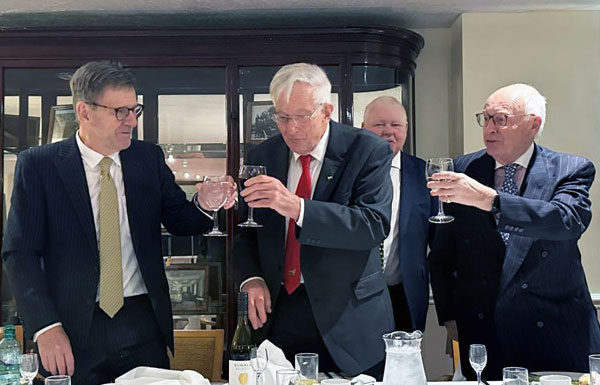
[33,322,62,343]
[240,276,266,291]
[296,198,305,227]
[192,192,214,220]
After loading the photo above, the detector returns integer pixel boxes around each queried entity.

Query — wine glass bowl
[250,347,269,385]
[201,175,236,237]
[20,352,39,385]
[426,157,455,224]
[469,344,487,385]
[238,165,267,228]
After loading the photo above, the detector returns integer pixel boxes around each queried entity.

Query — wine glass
[250,347,269,385]
[469,344,487,385]
[238,165,267,227]
[20,352,39,385]
[45,375,71,385]
[426,157,455,224]
[200,175,236,237]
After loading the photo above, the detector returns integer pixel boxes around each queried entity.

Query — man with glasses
[428,83,600,379]
[2,61,235,384]
[233,63,394,377]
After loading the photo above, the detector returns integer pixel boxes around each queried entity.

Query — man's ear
[531,115,542,136]
[76,101,90,123]
[322,103,334,120]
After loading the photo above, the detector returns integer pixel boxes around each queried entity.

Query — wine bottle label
[229,360,256,385]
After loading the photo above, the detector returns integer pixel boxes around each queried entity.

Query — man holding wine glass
[428,83,600,379]
[2,61,236,385]
[232,63,395,378]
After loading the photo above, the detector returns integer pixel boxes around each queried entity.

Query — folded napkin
[350,374,376,384]
[258,339,294,385]
[109,366,210,385]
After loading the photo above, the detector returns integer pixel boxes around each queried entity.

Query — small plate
[531,371,584,381]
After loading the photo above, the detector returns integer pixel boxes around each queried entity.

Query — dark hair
[70,61,137,107]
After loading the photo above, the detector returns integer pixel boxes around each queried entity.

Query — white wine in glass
[426,157,455,224]
[201,175,236,237]
[238,165,267,227]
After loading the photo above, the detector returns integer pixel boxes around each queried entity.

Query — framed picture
[48,105,78,144]
[245,101,279,144]
[165,263,209,313]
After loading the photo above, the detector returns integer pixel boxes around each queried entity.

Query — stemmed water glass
[250,347,269,385]
[469,344,487,385]
[200,175,236,237]
[426,157,455,224]
[238,165,267,227]
[20,352,39,385]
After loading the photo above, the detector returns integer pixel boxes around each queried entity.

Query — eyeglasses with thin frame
[475,112,534,128]
[272,104,323,126]
[86,101,144,121]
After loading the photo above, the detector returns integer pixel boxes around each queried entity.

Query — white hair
[504,83,547,140]
[269,63,332,107]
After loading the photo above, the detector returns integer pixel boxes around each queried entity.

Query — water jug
[382,330,427,385]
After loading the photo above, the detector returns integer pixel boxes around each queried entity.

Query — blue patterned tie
[499,163,519,244]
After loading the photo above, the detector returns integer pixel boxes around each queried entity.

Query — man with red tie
[232,63,394,377]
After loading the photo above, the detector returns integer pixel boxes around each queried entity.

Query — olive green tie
[98,157,123,318]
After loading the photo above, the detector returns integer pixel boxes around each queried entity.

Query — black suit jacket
[2,136,211,352]
[233,121,395,375]
[430,145,600,377]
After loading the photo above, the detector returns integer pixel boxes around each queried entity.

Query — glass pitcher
[382,330,427,385]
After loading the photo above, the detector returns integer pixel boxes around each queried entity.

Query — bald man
[428,84,600,379]
[362,96,435,333]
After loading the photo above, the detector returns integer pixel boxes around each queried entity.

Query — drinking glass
[295,353,319,385]
[591,354,600,385]
[201,175,236,237]
[20,352,39,385]
[425,157,455,224]
[45,375,71,385]
[238,165,267,227]
[539,375,571,385]
[250,347,269,385]
[503,367,528,385]
[276,369,299,385]
[469,344,487,385]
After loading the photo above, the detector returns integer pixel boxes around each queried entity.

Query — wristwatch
[491,191,501,214]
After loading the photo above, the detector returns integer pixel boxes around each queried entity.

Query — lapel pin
[327,175,333,180]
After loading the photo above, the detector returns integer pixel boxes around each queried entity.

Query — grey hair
[504,83,547,140]
[269,63,331,107]
[70,61,137,108]
[363,96,406,123]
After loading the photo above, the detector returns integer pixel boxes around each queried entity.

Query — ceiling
[0,0,599,29]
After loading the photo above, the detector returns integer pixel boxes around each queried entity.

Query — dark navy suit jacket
[233,121,395,375]
[2,136,211,353]
[430,144,600,376]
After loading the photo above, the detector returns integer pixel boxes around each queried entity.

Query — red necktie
[283,155,312,294]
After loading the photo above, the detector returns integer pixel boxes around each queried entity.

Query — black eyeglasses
[87,102,144,121]
[475,112,534,128]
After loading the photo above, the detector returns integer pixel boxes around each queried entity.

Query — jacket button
[504,225,510,230]
[541,250,548,258]
[518,228,524,233]
[478,313,485,319]
[537,321,544,328]
[521,283,528,290]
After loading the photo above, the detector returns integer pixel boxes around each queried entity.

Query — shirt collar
[291,125,330,164]
[391,151,401,170]
[76,130,121,169]
[495,142,534,170]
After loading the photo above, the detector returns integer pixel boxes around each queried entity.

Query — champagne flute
[426,157,455,224]
[250,347,269,385]
[238,165,267,227]
[20,353,39,385]
[200,175,236,237]
[469,344,487,385]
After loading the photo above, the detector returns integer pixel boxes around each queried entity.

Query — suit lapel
[55,136,97,253]
[264,136,290,257]
[119,144,143,257]
[313,122,347,201]
[499,145,549,293]
[399,153,424,246]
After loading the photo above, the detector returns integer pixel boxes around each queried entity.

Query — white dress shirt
[383,152,402,286]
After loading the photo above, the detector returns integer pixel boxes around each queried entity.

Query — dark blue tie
[499,163,519,244]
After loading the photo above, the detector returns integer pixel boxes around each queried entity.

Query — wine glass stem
[212,210,219,231]
[438,199,445,216]
[477,371,482,385]
[248,207,255,223]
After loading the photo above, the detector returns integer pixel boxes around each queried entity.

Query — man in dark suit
[428,83,600,379]
[361,96,434,333]
[2,61,235,385]
[233,63,394,377]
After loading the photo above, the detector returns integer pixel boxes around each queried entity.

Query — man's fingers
[247,303,261,330]
[66,351,75,376]
[255,297,268,324]
[264,292,272,313]
[55,354,67,375]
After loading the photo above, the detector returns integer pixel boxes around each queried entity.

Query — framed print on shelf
[47,105,78,144]
[165,263,209,313]
[245,101,279,145]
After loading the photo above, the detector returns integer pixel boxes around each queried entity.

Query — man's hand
[36,326,75,376]
[427,171,497,211]
[196,175,237,211]
[444,320,459,342]
[241,279,272,330]
[241,175,301,220]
